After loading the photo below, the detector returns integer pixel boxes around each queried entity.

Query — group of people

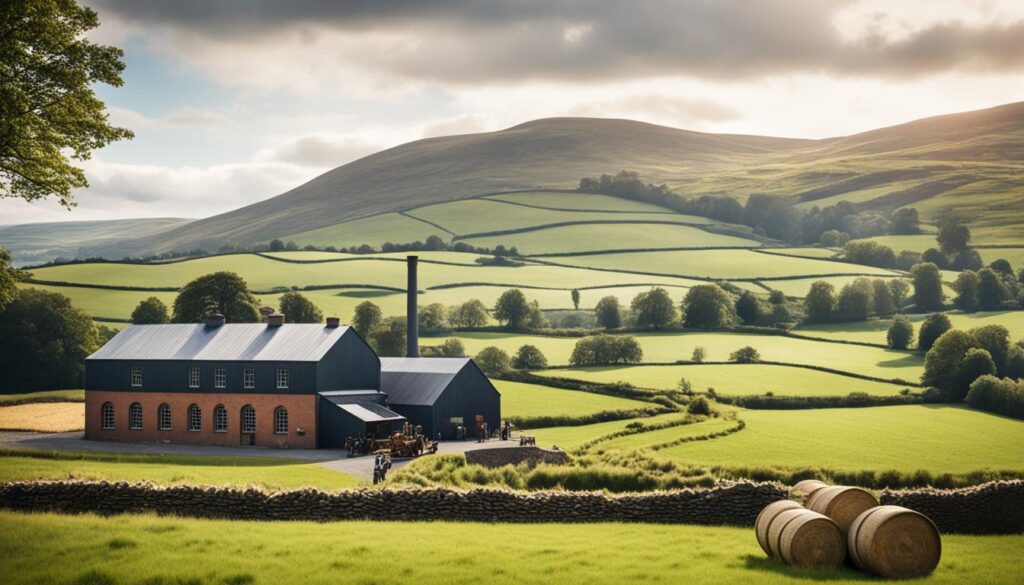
[470,419,513,442]
[372,452,392,484]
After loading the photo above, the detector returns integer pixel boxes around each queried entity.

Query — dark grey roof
[88,324,352,362]
[379,357,471,406]
[320,395,405,422]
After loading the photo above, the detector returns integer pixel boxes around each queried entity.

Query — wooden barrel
[807,485,878,534]
[767,508,846,568]
[848,506,941,579]
[755,500,803,556]
[791,479,829,502]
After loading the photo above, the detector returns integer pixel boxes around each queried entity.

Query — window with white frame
[243,368,255,389]
[214,367,226,389]
[188,367,200,388]
[188,404,202,432]
[241,405,256,433]
[129,403,143,430]
[130,366,142,387]
[158,403,171,430]
[276,368,289,389]
[214,405,227,432]
[274,407,288,435]
[101,402,115,430]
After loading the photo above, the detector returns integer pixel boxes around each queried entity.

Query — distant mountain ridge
[81,101,1024,257]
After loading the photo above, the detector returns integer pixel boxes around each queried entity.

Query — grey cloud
[90,0,1024,81]
[263,135,382,167]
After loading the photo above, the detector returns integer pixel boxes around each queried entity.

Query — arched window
[129,403,143,430]
[158,403,171,430]
[274,407,288,435]
[188,404,202,432]
[241,405,256,433]
[101,402,115,430]
[213,404,228,432]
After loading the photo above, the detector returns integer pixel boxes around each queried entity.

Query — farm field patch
[16,283,177,321]
[0,451,359,491]
[461,222,760,255]
[485,191,682,213]
[493,380,651,419]
[422,331,924,380]
[0,390,84,405]
[541,249,899,280]
[530,412,689,451]
[284,212,451,248]
[659,405,1024,474]
[536,364,911,396]
[594,416,737,452]
[763,275,904,298]
[757,247,839,259]
[2,511,1020,585]
[795,310,1024,346]
[0,403,83,432]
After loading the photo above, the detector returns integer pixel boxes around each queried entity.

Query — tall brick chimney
[407,255,418,357]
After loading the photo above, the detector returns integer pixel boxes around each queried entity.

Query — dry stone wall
[465,446,570,468]
[880,480,1024,534]
[0,480,783,525]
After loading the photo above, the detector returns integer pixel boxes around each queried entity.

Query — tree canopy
[278,291,323,323]
[494,289,531,330]
[351,301,383,337]
[911,262,945,311]
[131,296,169,325]
[682,284,735,328]
[1,0,133,207]
[631,287,678,329]
[172,272,260,324]
[594,295,623,329]
[804,281,836,324]
[0,248,26,310]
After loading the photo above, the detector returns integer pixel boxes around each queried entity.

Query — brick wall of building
[85,390,317,449]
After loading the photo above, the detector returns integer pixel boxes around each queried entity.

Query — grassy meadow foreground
[2,511,1022,585]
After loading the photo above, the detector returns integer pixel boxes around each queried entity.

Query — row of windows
[100,402,288,434]
[129,366,289,390]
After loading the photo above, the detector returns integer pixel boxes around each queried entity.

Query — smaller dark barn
[317,390,405,448]
[379,358,501,440]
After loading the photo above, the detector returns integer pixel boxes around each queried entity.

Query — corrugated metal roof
[88,324,352,362]
[335,401,406,423]
[379,357,471,406]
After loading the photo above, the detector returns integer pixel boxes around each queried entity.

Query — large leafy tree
[1,0,133,206]
[594,295,623,329]
[0,288,98,392]
[172,272,260,324]
[631,287,678,329]
[682,284,735,328]
[351,301,383,337]
[0,247,27,310]
[911,262,945,311]
[369,316,406,357]
[493,288,531,330]
[803,281,836,324]
[278,291,323,324]
[131,296,169,324]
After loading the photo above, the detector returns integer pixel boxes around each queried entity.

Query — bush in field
[475,346,511,375]
[494,289,532,330]
[804,281,836,323]
[1006,345,1024,380]
[512,345,548,370]
[819,230,849,247]
[278,291,323,323]
[173,272,260,323]
[449,299,489,328]
[734,291,762,326]
[131,296,169,324]
[420,338,465,358]
[912,262,945,311]
[844,240,896,268]
[953,271,980,312]
[594,295,623,329]
[691,346,706,363]
[966,375,1024,419]
[352,301,383,337]
[887,315,914,350]
[918,312,952,352]
[677,377,693,395]
[631,287,678,329]
[569,335,643,366]
[687,396,713,416]
[922,330,1000,401]
[729,346,761,363]
[682,284,735,328]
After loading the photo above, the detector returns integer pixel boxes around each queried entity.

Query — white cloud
[420,113,497,138]
[253,133,383,167]
[108,106,231,129]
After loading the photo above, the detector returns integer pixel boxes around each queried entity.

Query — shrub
[844,240,896,268]
[420,338,465,358]
[691,346,706,363]
[569,335,643,365]
[474,346,511,376]
[918,312,952,352]
[887,315,914,350]
[449,299,489,328]
[512,345,548,370]
[729,346,761,363]
[687,396,713,416]
[966,375,1024,419]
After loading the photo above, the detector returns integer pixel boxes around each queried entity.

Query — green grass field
[795,310,1024,346]
[541,249,899,280]
[658,405,1024,474]
[284,212,451,247]
[422,331,924,380]
[536,364,912,396]
[0,450,358,491]
[4,512,1020,585]
[530,412,690,451]
[484,191,679,213]
[0,390,84,405]
[594,416,737,452]
[493,380,651,419]
[461,222,759,255]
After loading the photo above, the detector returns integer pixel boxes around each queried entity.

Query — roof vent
[326,317,340,328]
[267,313,285,327]
[205,313,225,328]
[258,306,275,317]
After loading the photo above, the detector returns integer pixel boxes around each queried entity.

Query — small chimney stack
[325,316,340,328]
[267,313,285,327]
[407,255,419,357]
[205,313,225,328]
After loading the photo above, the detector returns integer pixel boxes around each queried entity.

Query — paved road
[0,430,519,482]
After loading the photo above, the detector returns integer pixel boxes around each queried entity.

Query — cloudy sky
[5,0,1024,225]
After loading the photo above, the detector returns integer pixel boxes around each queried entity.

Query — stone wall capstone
[880,480,1024,535]
[465,446,570,468]
[0,480,784,526]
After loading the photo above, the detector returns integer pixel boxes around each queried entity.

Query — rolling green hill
[0,218,190,266]
[77,101,1024,258]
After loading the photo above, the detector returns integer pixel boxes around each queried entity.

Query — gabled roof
[87,324,353,362]
[379,357,473,406]
[319,391,405,422]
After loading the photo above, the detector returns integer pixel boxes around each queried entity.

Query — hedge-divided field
[1,511,1021,585]
[794,311,1024,346]
[494,380,652,420]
